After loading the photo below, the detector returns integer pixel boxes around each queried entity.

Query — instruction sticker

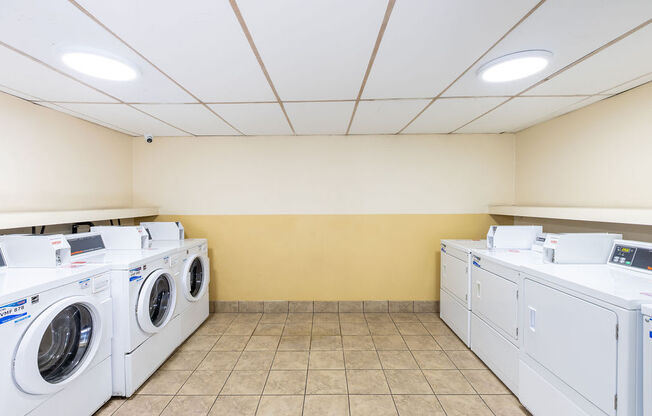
[129,266,143,283]
[0,299,30,325]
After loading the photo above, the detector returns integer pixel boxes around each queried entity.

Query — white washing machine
[64,231,180,397]
[519,239,652,416]
[643,304,652,416]
[439,239,486,347]
[0,244,113,416]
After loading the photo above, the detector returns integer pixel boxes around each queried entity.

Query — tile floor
[95,312,530,415]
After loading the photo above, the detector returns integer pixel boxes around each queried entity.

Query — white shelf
[0,207,158,230]
[489,205,652,226]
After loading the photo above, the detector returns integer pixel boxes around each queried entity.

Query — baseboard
[211,300,439,314]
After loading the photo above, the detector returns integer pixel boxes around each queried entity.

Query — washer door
[136,269,177,333]
[182,254,209,302]
[14,296,102,395]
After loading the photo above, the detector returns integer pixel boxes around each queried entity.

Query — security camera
[144,134,153,143]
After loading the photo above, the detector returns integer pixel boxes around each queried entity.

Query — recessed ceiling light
[61,51,138,81]
[478,50,552,83]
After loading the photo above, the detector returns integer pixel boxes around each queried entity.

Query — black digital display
[69,234,105,256]
[611,244,652,271]
[0,249,5,267]
[632,248,652,271]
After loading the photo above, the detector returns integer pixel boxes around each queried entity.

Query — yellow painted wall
[155,214,512,301]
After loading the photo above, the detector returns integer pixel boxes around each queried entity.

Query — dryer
[643,304,652,416]
[0,243,113,416]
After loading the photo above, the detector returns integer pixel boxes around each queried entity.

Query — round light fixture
[61,51,138,81]
[478,50,552,83]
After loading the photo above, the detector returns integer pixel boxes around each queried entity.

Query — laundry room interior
[1,1,651,416]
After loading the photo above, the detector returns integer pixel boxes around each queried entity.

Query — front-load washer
[519,239,652,416]
[439,239,486,347]
[64,232,179,397]
[0,244,113,416]
[643,304,652,416]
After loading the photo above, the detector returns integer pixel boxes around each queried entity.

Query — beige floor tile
[194,322,229,336]
[313,312,339,322]
[212,335,250,351]
[283,322,313,336]
[412,351,455,369]
[207,313,238,325]
[395,322,429,336]
[161,395,216,416]
[339,301,364,313]
[253,323,284,336]
[306,370,348,394]
[447,351,486,369]
[481,394,530,416]
[339,313,366,323]
[244,336,280,351]
[346,369,390,394]
[263,370,307,395]
[344,350,382,369]
[114,396,172,416]
[311,336,343,350]
[433,335,467,351]
[263,301,289,314]
[303,395,349,416]
[257,395,303,416]
[314,302,338,313]
[224,323,257,336]
[94,398,125,416]
[342,335,375,350]
[179,335,220,352]
[365,313,392,323]
[393,395,445,416]
[161,351,208,371]
[259,313,288,323]
[209,396,258,416]
[287,312,314,322]
[312,321,341,336]
[415,313,442,323]
[289,302,314,313]
[197,351,240,371]
[377,351,419,369]
[310,350,345,369]
[422,370,475,394]
[462,369,510,394]
[390,313,419,322]
[364,301,389,313]
[138,370,191,395]
[340,322,370,335]
[372,335,408,350]
[438,394,493,416]
[178,370,230,395]
[221,371,269,395]
[403,335,441,351]
[278,335,311,351]
[384,369,432,394]
[349,395,397,416]
[367,322,400,335]
[234,351,275,370]
[272,351,310,370]
[423,322,453,336]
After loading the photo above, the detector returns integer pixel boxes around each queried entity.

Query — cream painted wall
[0,93,133,212]
[133,134,516,214]
[515,82,652,208]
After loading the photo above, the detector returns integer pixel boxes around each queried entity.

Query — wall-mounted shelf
[489,205,652,226]
[0,207,158,230]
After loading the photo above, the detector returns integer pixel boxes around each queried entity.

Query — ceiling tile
[526,25,652,96]
[602,73,652,95]
[0,0,194,103]
[349,100,428,134]
[363,0,539,99]
[445,0,652,97]
[284,102,355,135]
[404,97,508,134]
[133,104,238,135]
[74,0,274,102]
[0,44,115,102]
[1,85,40,101]
[456,96,589,133]
[208,103,293,136]
[38,102,139,135]
[236,0,388,100]
[51,103,187,136]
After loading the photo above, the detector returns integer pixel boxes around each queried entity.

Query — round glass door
[183,254,209,301]
[136,269,176,334]
[149,276,171,327]
[188,258,204,297]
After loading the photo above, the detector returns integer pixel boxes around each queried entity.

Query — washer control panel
[609,242,652,272]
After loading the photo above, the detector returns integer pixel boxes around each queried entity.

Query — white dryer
[0,244,113,416]
[519,240,652,416]
[642,304,652,416]
[439,239,486,347]
[65,232,179,397]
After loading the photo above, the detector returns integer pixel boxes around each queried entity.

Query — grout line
[395,0,548,134]
[450,18,652,133]
[228,0,296,135]
[66,0,244,136]
[345,0,396,135]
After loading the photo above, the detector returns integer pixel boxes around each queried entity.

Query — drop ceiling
[0,0,650,137]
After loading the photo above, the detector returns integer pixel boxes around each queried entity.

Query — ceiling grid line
[344,0,396,135]
[395,0,548,134]
[229,0,296,135]
[67,0,245,136]
[42,102,141,136]
[450,18,652,133]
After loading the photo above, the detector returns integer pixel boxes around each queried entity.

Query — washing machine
[519,239,652,416]
[0,242,113,416]
[643,304,652,416]
[64,231,180,397]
